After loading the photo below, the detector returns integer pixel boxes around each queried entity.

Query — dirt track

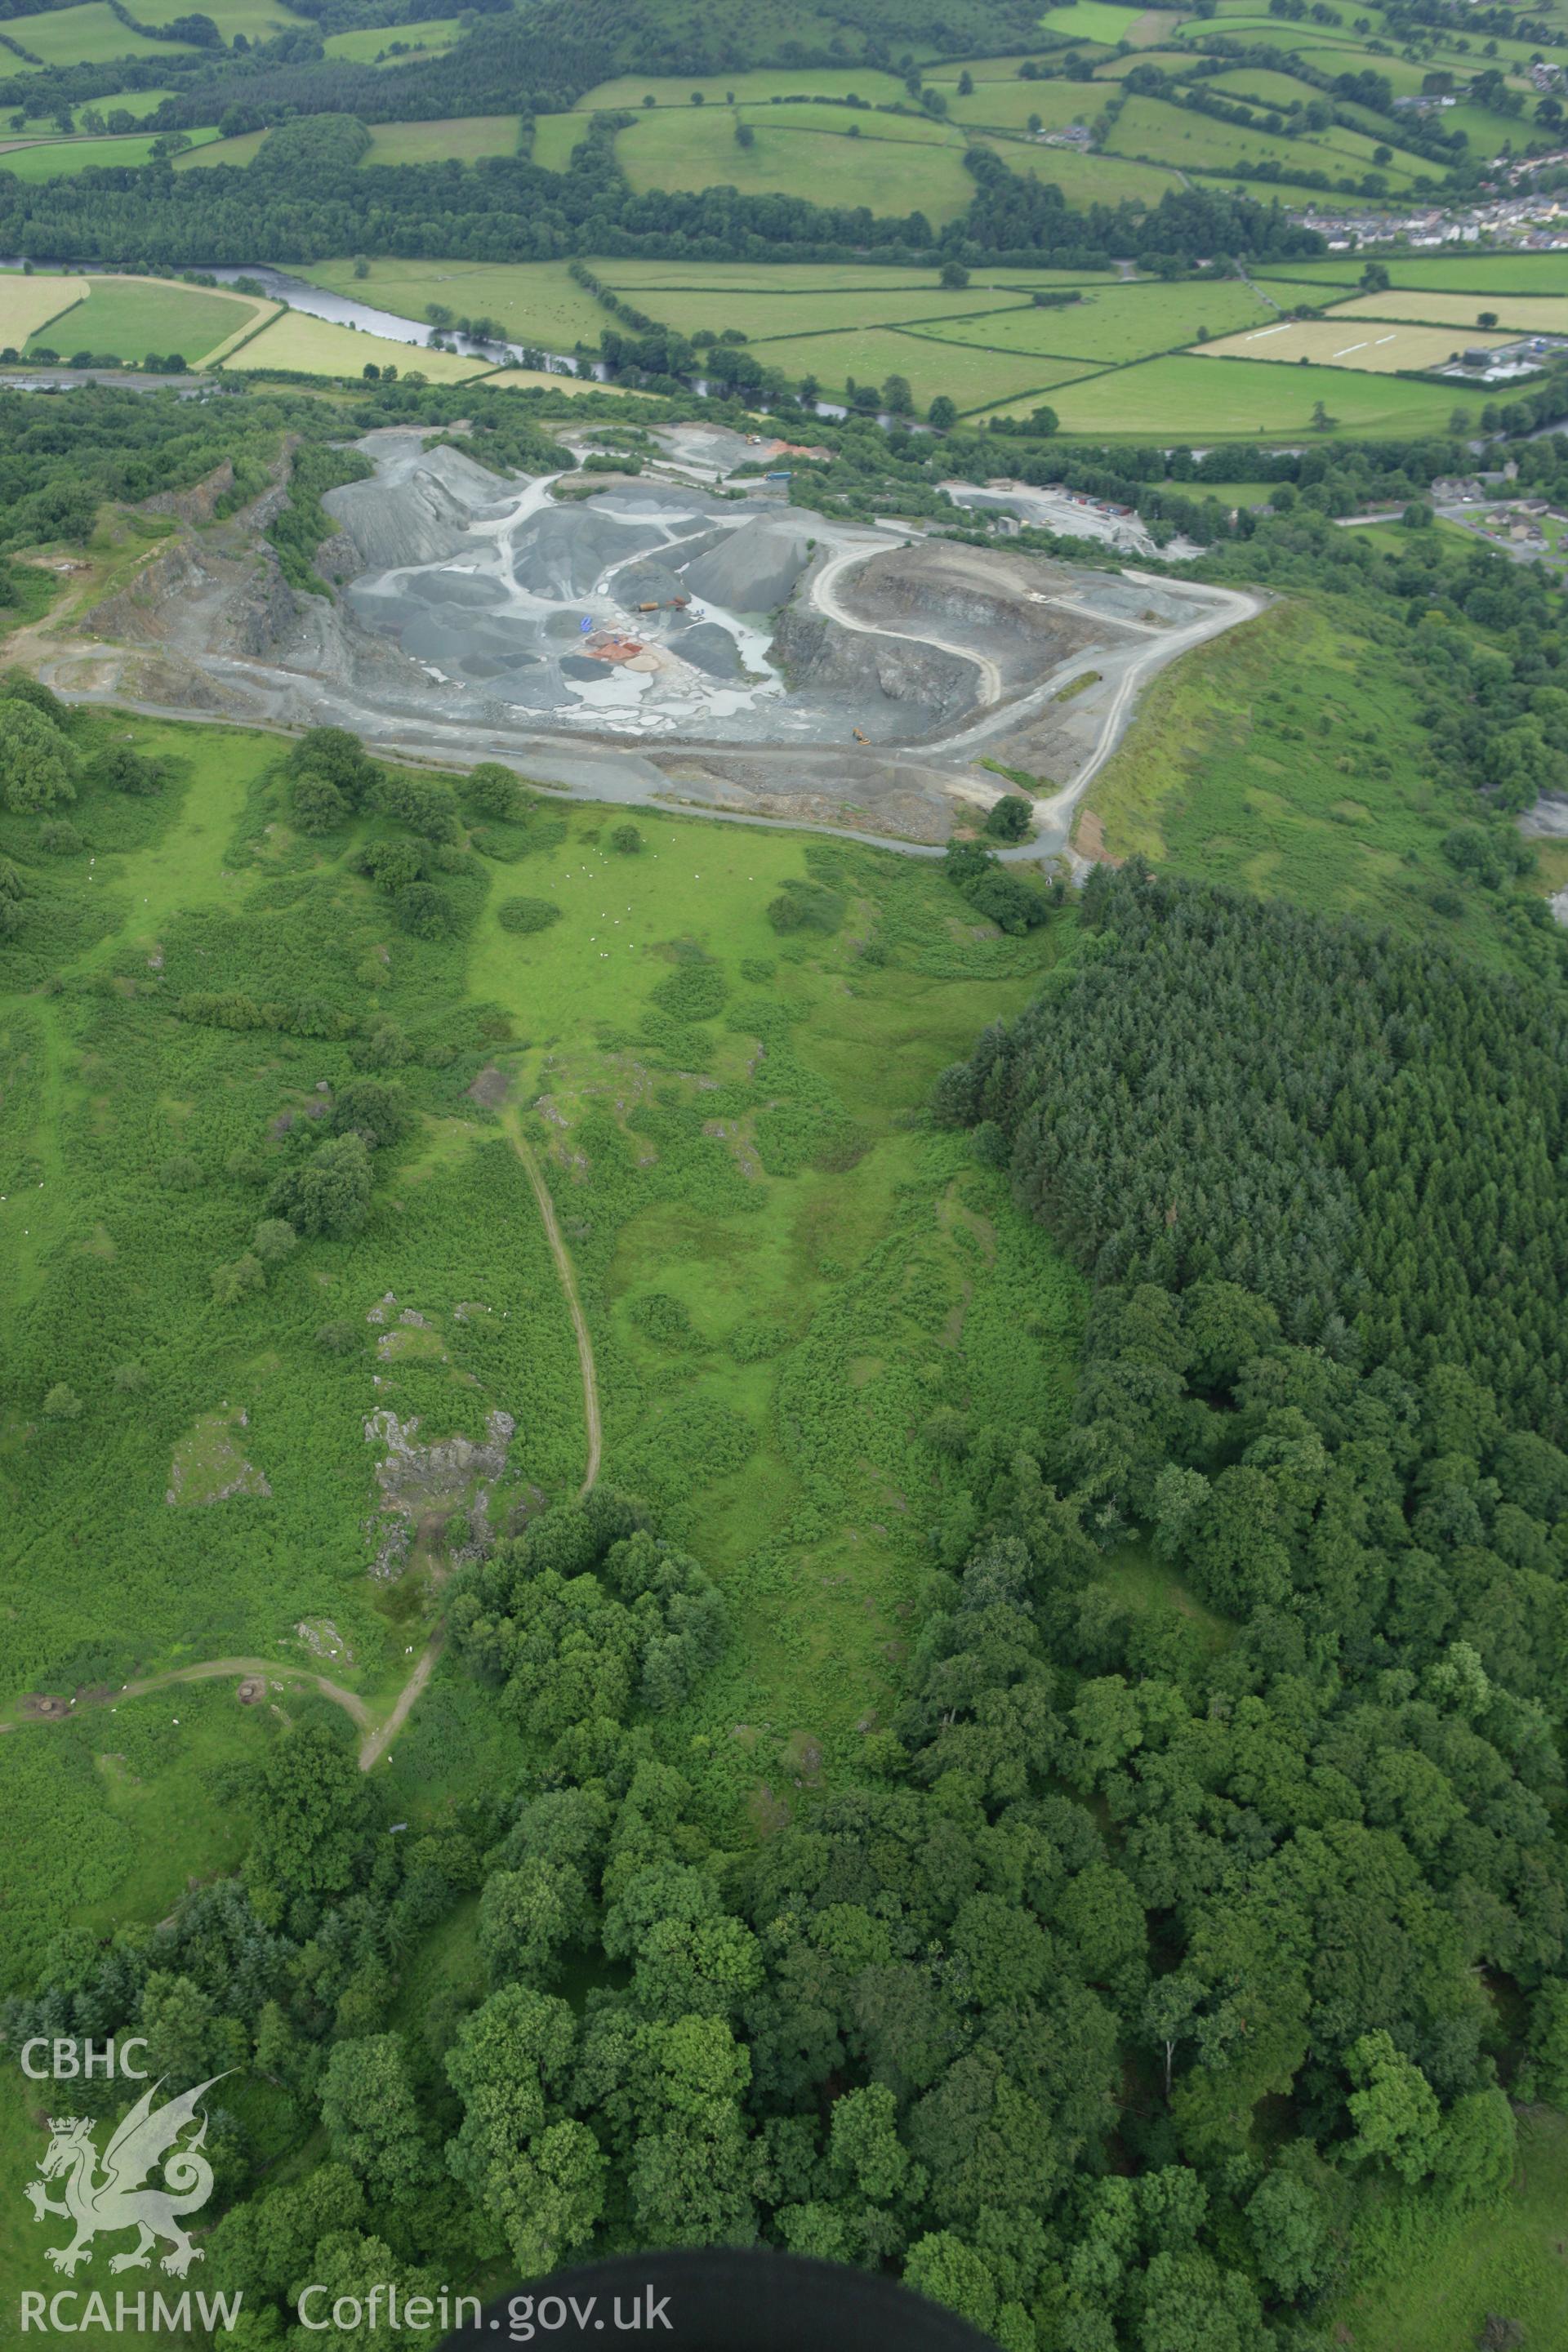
[5,1099,604,1775]
[503,1103,602,1499]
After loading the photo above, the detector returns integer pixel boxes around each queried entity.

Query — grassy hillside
[0,704,1080,1996]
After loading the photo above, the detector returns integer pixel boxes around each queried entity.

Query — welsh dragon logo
[24,2075,225,2278]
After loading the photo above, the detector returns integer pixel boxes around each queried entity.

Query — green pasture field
[750,323,1097,408]
[1093,48,1193,77]
[78,84,178,120]
[915,277,1272,363]
[1180,477,1273,506]
[973,132,1184,207]
[531,112,592,172]
[945,78,1102,130]
[172,125,270,168]
[1442,100,1536,158]
[131,0,307,32]
[746,98,965,145]
[0,0,193,65]
[573,68,910,111]
[923,50,1071,81]
[1270,44,1434,95]
[1102,91,1432,185]
[362,114,522,165]
[0,704,1083,1991]
[614,106,979,223]
[1039,0,1180,42]
[1330,2106,1568,2351]
[323,14,462,63]
[301,257,617,352]
[1076,592,1546,964]
[1181,22,1388,73]
[1010,350,1514,434]
[1204,67,1321,108]
[595,258,1116,292]
[24,274,258,362]
[1266,254,1568,297]
[0,128,218,179]
[613,286,1037,344]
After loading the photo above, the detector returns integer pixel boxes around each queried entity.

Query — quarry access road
[809,544,1004,709]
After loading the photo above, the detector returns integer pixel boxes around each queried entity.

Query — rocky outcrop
[218,546,301,660]
[769,601,974,728]
[142,457,235,525]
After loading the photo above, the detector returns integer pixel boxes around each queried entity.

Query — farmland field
[615,106,979,222]
[1102,91,1430,184]
[751,99,966,144]
[0,269,85,347]
[217,310,491,379]
[1326,288,1568,336]
[0,127,220,179]
[1274,44,1433,94]
[323,14,461,63]
[172,126,271,168]
[1093,47,1192,76]
[1204,66,1322,107]
[0,0,194,65]
[1039,0,1181,41]
[602,285,1039,343]
[1441,102,1535,159]
[76,84,177,119]
[480,365,648,394]
[915,277,1272,363]
[131,0,307,32]
[973,132,1183,206]
[301,256,620,352]
[573,67,910,111]
[362,115,522,166]
[1202,315,1510,372]
[923,50,1070,82]
[1009,350,1515,434]
[755,325,1095,409]
[530,113,592,172]
[945,79,1102,130]
[25,274,265,363]
[593,258,1117,292]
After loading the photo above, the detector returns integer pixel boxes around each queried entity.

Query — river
[203,261,605,377]
[201,264,874,416]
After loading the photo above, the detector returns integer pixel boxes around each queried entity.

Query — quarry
[37,418,1259,851]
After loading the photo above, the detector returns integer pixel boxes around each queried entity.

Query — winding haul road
[808,544,1004,711]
